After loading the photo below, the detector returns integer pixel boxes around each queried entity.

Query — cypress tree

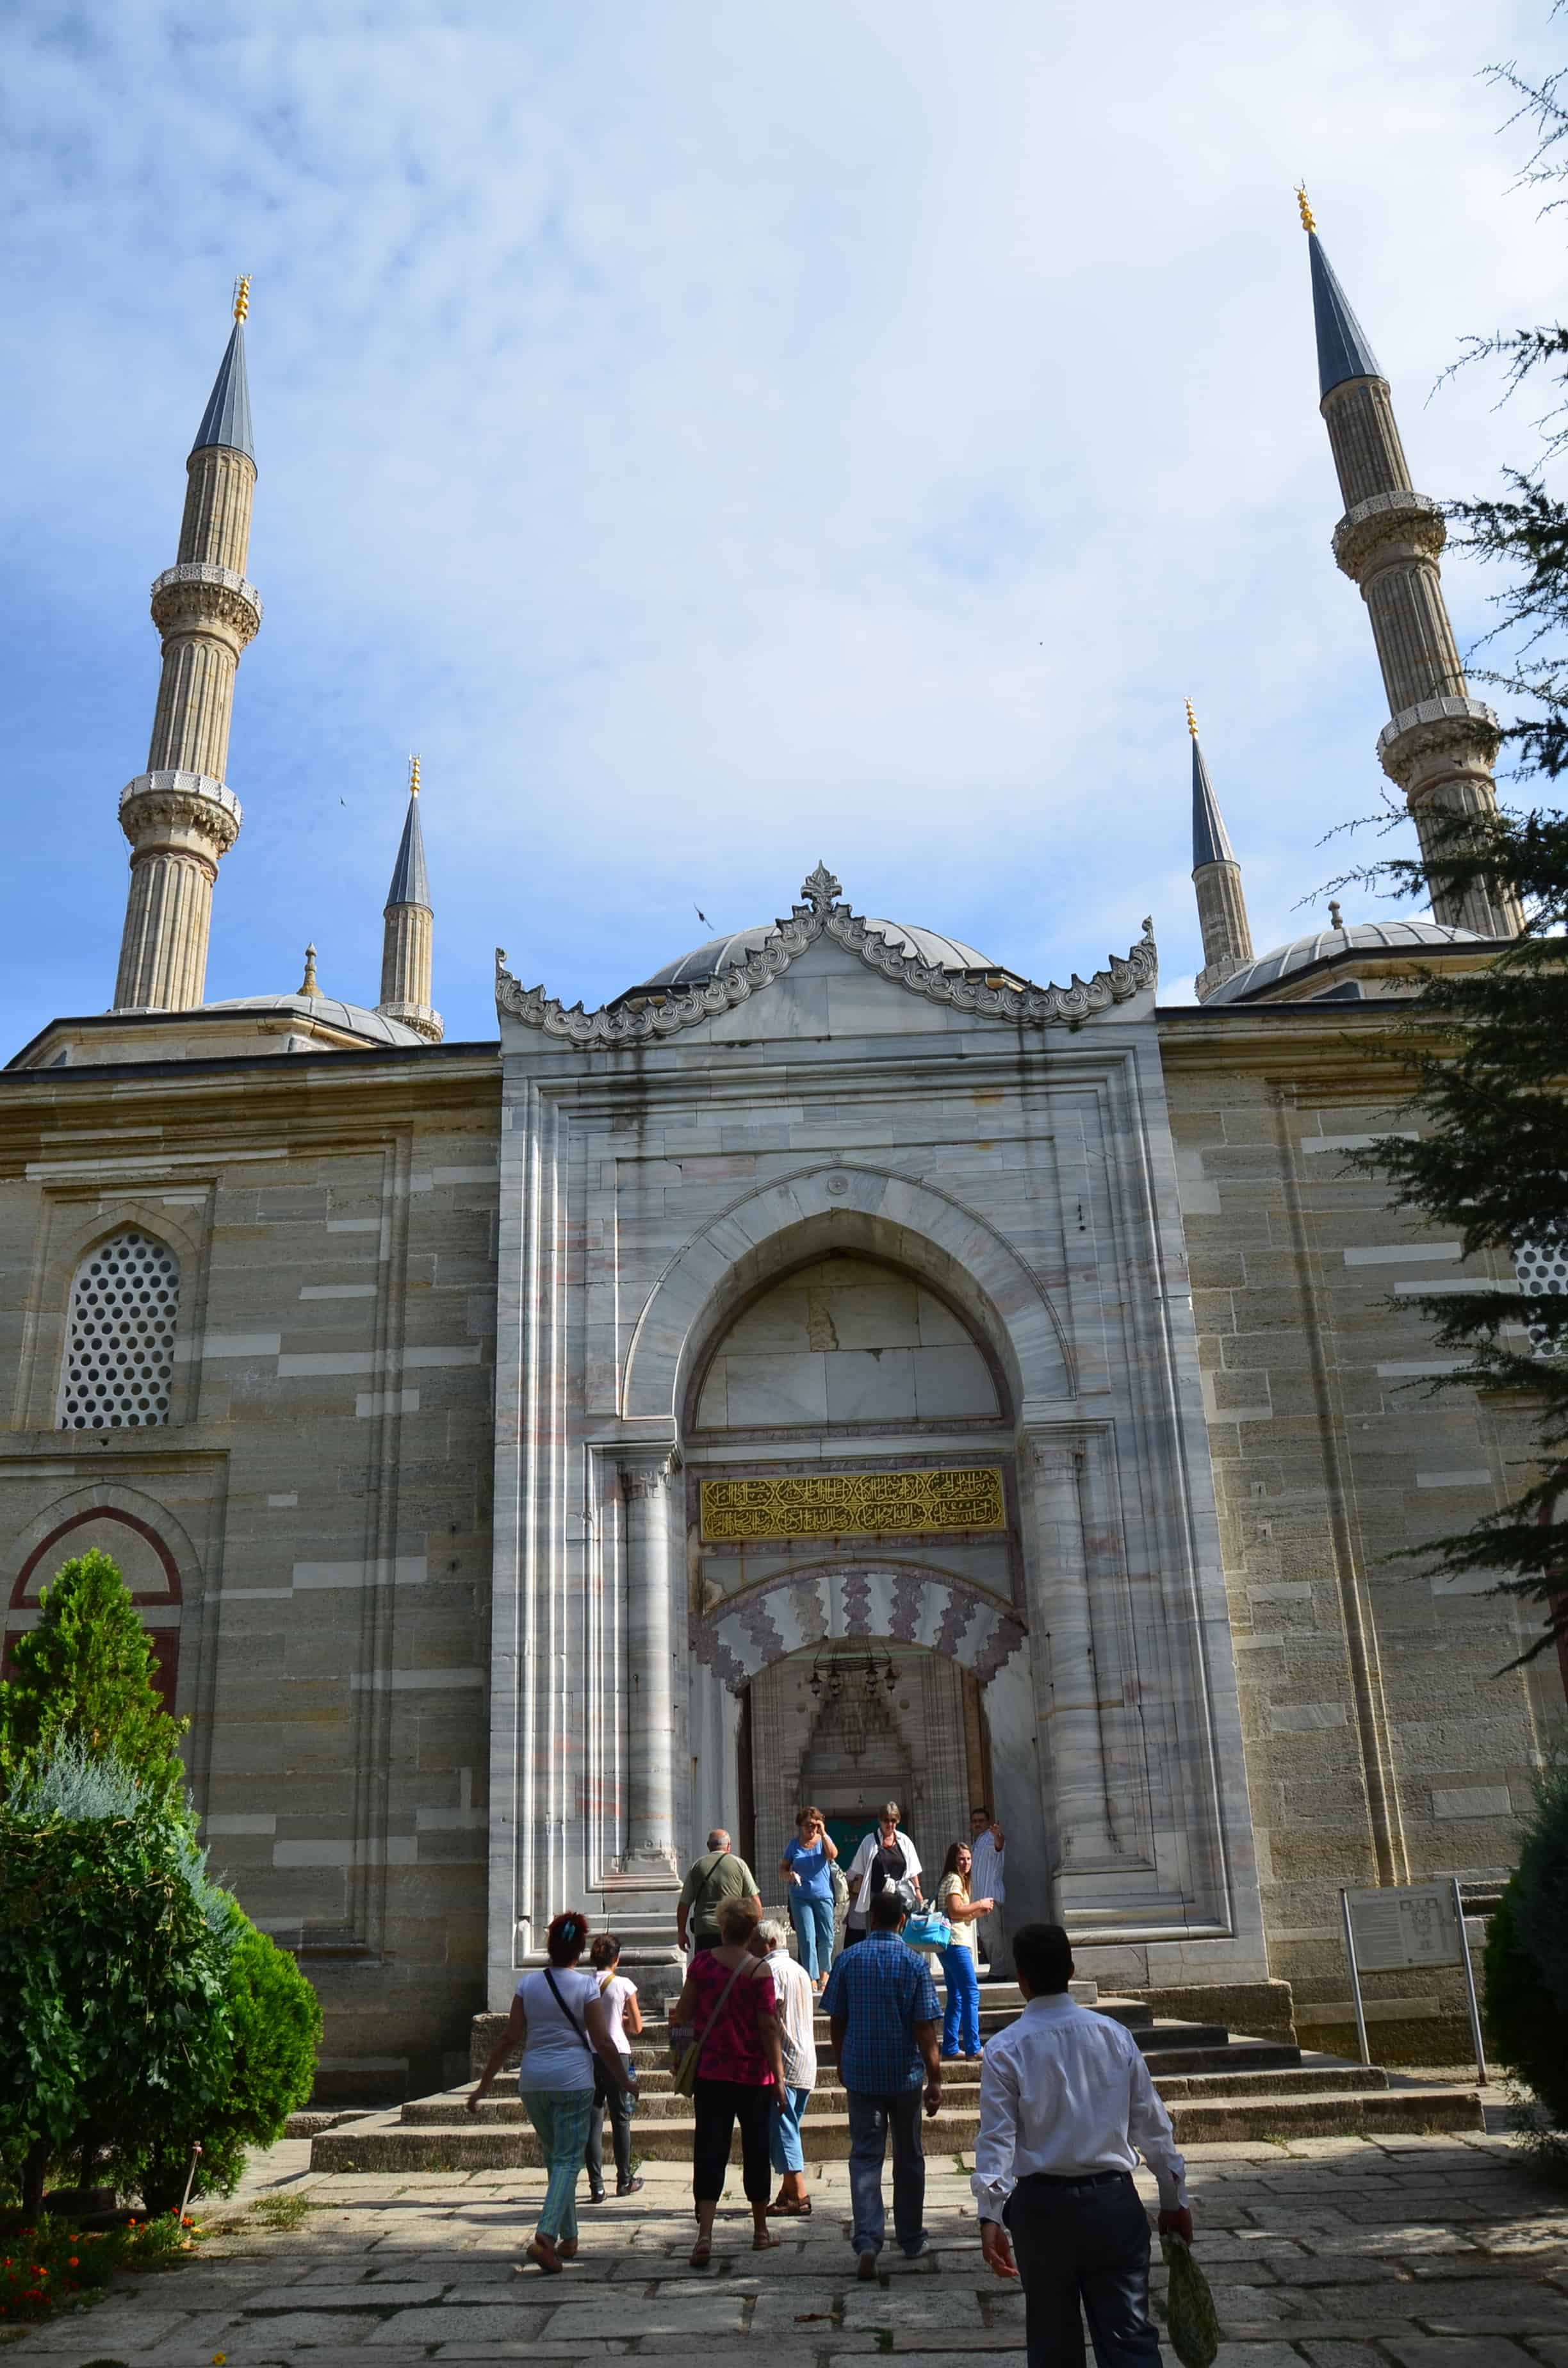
[0,1549,189,1809]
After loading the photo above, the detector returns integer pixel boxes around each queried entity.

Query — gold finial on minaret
[1296,184,1316,235]
[297,943,320,997]
[1185,698,1199,739]
[409,753,421,796]
[233,274,252,324]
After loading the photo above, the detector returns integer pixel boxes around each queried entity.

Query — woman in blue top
[779,1804,838,1991]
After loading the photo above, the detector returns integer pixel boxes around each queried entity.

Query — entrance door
[824,1814,878,1864]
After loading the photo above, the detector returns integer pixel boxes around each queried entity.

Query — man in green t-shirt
[678,1828,760,1953]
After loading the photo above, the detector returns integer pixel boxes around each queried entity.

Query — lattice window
[1515,1224,1568,1358]
[56,1231,181,1430]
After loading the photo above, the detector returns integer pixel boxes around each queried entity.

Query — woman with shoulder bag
[667,1895,787,2267]
[842,1802,923,1947]
[584,1932,644,2202]
[468,1910,634,2274]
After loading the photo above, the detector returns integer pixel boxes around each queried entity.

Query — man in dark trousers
[821,1888,943,2274]
[973,1921,1193,2365]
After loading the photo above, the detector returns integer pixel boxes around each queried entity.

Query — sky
[1,0,1563,1051]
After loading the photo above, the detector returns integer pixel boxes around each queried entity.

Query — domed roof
[1205,918,1485,1005]
[624,918,991,999]
[200,992,426,1046]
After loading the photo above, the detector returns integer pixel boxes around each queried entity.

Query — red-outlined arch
[4,1506,183,1713]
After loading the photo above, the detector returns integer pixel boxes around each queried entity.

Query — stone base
[1120,1978,1297,2046]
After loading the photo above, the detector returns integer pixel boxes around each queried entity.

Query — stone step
[313,2079,1482,2174]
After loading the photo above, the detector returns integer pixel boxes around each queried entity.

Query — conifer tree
[0,1549,189,1809]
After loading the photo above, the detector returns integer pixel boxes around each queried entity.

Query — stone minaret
[113,281,263,1010]
[1189,702,1254,999]
[377,757,442,1041]
[1301,190,1521,939]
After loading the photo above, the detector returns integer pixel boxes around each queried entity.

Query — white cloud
[0,0,1558,1045]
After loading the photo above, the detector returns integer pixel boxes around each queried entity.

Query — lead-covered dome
[621,919,991,1002]
[201,992,425,1046]
[1205,918,1485,1005]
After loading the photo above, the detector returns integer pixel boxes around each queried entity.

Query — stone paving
[7,2127,1568,2367]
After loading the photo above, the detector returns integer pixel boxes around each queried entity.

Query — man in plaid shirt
[821,1889,943,2273]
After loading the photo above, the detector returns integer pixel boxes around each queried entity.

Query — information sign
[1343,1882,1463,1973]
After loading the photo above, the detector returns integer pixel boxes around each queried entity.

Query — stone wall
[0,1046,502,2098]
[1158,1005,1558,2025]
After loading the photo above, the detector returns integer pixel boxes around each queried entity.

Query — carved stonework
[1333,489,1446,582]
[619,1459,673,1501]
[117,771,243,857]
[1376,698,1501,792]
[699,1466,1004,1542]
[150,563,263,648]
[801,860,842,911]
[496,901,1157,1046]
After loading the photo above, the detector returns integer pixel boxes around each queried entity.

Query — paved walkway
[8,2128,1568,2365]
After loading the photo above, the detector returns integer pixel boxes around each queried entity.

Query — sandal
[753,2231,782,2251]
[766,2196,813,2216]
[689,2239,712,2269]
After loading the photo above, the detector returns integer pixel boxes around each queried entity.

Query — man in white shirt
[968,1806,1006,1978]
[972,1921,1193,2366]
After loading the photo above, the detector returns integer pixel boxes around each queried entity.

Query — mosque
[0,210,1558,2095]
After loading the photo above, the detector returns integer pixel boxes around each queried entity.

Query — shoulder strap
[543,1968,595,2059]
[688,1951,753,2064]
[693,1850,733,1918]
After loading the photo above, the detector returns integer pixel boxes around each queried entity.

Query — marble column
[1027,1438,1116,1867]
[619,1454,680,1871]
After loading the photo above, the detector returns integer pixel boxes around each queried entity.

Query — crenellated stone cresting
[1320,376,1411,509]
[178,444,255,575]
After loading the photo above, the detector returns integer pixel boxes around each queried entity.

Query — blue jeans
[519,2086,596,2243]
[846,2087,926,2258]
[1005,2169,1159,2367]
[940,1945,981,2055]
[790,1892,835,1980]
[769,2082,812,2173]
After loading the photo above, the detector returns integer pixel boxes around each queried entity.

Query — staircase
[309,1984,1482,2173]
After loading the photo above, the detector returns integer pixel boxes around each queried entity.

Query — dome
[1205,919,1485,1006]
[622,918,992,1001]
[200,992,426,1046]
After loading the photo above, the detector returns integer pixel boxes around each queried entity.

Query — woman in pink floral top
[669,1894,786,2265]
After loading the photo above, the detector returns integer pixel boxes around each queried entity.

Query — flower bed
[0,2211,198,2324]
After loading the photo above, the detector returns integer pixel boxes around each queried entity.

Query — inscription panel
[699,1466,1005,1542]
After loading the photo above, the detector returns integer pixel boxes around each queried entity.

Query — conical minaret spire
[113,279,263,1010]
[1298,190,1521,939]
[377,757,442,1042]
[1188,703,1254,999]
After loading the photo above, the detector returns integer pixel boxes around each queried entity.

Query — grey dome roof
[201,992,425,1046]
[624,918,992,999]
[1206,918,1485,1005]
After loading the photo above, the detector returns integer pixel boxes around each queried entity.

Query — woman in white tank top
[584,1932,644,2201]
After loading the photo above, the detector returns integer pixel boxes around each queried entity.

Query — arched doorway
[740,1634,995,1883]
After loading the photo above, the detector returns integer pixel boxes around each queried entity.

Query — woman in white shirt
[468,1910,634,2273]
[842,1802,923,1946]
[752,1918,819,2216]
[584,1932,644,2202]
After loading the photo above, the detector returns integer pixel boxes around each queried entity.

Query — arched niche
[3,1497,191,1717]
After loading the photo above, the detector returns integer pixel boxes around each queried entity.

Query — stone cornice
[1376,696,1501,789]
[149,564,262,648]
[117,771,243,854]
[496,889,1157,1044]
[1332,489,1445,582]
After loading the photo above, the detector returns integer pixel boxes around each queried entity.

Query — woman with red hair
[469,1909,635,2272]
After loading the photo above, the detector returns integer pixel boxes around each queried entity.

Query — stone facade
[0,1048,500,2098]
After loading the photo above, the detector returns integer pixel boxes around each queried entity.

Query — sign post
[1338,1879,1487,2084]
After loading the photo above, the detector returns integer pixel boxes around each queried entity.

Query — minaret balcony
[149,562,263,646]
[1332,488,1445,582]
[1376,695,1501,791]
[118,769,243,856]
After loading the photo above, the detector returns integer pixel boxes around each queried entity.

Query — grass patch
[247,2192,316,2232]
[951,2153,972,2175]
[875,2333,895,2354]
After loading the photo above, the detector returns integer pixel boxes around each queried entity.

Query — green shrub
[129,1913,322,2210]
[0,1552,188,1813]
[1513,1749,1568,2019]
[1485,1750,1568,2167]
[0,1748,232,2214]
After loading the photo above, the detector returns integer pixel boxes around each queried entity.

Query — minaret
[1300,188,1521,939]
[1188,702,1255,999]
[113,279,263,1010]
[377,757,442,1042]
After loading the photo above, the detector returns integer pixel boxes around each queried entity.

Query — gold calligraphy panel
[699,1467,1005,1543]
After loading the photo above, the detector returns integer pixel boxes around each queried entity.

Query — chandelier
[808,1643,897,1703]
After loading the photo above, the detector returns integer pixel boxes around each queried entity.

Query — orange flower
[67,2257,78,2269]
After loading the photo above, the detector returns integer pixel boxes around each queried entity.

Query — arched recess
[15,1194,209,1431]
[3,1489,197,1718]
[623,1163,1074,1426]
[692,1564,1027,1695]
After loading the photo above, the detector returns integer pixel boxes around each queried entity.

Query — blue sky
[1,0,1561,1049]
